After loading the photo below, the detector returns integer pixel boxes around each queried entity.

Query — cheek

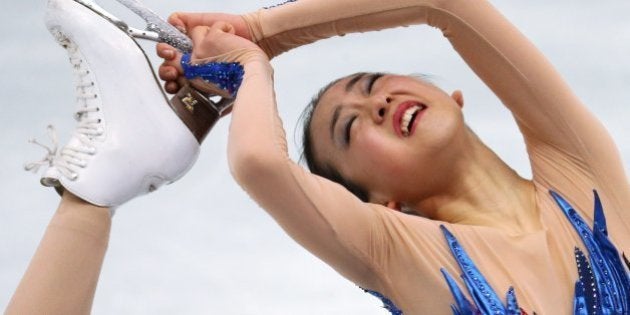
[349,130,418,199]
[353,128,409,177]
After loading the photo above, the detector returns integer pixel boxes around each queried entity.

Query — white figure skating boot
[26,0,238,208]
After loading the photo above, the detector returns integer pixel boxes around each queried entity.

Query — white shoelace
[24,125,59,173]
[25,40,103,181]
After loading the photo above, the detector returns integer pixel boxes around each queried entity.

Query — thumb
[168,12,193,34]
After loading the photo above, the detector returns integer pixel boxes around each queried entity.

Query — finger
[159,50,185,77]
[188,23,234,44]
[156,43,176,60]
[165,81,179,94]
[209,21,235,35]
[167,12,189,34]
[189,25,212,46]
[158,65,179,81]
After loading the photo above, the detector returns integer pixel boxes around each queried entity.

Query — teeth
[400,105,422,136]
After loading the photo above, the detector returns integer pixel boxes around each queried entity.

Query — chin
[412,114,465,152]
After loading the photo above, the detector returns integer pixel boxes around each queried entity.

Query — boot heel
[170,85,226,144]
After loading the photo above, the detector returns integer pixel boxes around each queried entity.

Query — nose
[370,96,392,124]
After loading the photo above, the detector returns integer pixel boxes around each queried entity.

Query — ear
[385,201,401,211]
[451,90,464,108]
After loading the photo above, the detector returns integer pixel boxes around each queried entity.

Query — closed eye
[367,73,384,94]
[344,115,358,145]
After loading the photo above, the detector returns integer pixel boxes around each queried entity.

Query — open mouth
[395,102,427,137]
[401,105,426,136]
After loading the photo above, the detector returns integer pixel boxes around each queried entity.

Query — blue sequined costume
[366,190,630,315]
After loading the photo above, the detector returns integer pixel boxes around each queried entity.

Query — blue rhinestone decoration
[550,190,630,315]
[574,248,598,315]
[180,53,244,98]
[362,225,523,315]
[440,225,522,315]
[362,189,629,315]
[362,288,404,315]
[263,0,298,10]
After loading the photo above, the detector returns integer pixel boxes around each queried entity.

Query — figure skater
[157,0,630,313]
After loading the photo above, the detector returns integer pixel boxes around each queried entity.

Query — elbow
[228,149,263,187]
[228,144,286,190]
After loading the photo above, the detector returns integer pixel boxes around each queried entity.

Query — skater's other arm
[162,23,412,289]
[5,192,111,315]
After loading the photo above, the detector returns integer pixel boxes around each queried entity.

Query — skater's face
[304,73,466,207]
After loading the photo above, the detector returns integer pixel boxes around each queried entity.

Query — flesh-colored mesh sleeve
[230,0,629,288]
[241,0,629,219]
[5,198,111,315]
[228,60,400,288]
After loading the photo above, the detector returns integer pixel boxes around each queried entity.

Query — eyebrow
[330,105,342,142]
[344,73,367,92]
[366,73,384,93]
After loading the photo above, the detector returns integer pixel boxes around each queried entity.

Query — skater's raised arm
[10,0,213,312]
[6,193,111,315]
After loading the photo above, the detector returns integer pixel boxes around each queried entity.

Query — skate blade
[72,0,161,42]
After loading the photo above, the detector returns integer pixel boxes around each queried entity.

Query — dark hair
[300,72,370,202]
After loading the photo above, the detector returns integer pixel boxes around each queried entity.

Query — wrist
[191,48,269,68]
[243,58,274,78]
[59,190,112,217]
[181,48,269,97]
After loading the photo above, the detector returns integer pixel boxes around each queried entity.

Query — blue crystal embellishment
[363,189,630,315]
[180,53,244,98]
[550,190,630,315]
[363,288,404,315]
[440,225,522,315]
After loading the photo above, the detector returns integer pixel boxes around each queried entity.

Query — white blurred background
[1,0,628,314]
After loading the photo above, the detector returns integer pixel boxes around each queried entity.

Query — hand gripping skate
[25,0,243,208]
[75,0,244,142]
